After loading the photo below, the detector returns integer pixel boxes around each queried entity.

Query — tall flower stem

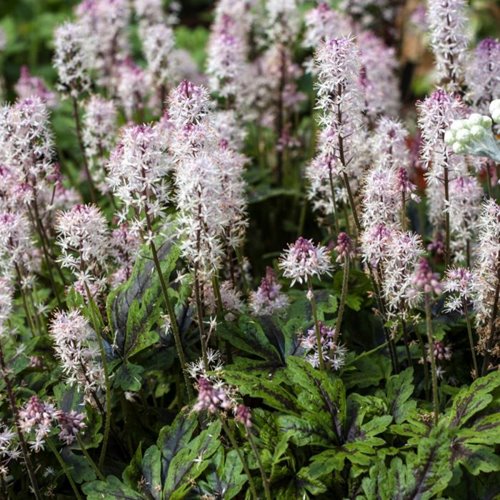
[83,285,112,470]
[424,295,439,425]
[463,302,478,377]
[0,342,42,500]
[481,264,500,375]
[47,439,83,500]
[334,255,349,343]
[220,417,258,500]
[247,430,271,500]
[194,265,209,370]
[307,277,326,371]
[401,318,413,367]
[443,160,451,268]
[143,204,192,400]
[212,275,224,317]
[76,434,105,481]
[150,239,193,400]
[72,97,97,204]
[328,164,340,234]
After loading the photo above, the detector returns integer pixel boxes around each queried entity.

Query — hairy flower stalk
[170,81,248,365]
[413,258,442,423]
[249,267,289,316]
[82,96,118,196]
[108,122,192,399]
[334,232,354,342]
[280,237,333,371]
[0,97,65,305]
[315,37,365,234]
[53,22,97,202]
[466,39,500,113]
[141,23,176,111]
[49,309,110,468]
[471,200,500,373]
[427,0,470,91]
[56,204,109,299]
[444,267,478,376]
[418,89,466,268]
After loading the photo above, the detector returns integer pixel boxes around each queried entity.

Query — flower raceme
[279,237,333,286]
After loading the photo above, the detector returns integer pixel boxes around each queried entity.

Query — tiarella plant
[0,0,499,499]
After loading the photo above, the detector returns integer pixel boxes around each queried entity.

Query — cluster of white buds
[444,107,500,161]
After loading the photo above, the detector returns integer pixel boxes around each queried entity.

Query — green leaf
[141,445,162,499]
[344,353,392,389]
[107,238,180,360]
[82,476,143,499]
[163,420,221,499]
[277,415,336,447]
[223,371,298,413]
[383,368,416,424]
[218,316,282,363]
[158,411,198,482]
[114,362,144,392]
[447,371,500,428]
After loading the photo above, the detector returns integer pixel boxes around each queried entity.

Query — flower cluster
[279,237,332,286]
[49,310,105,401]
[250,267,289,316]
[299,322,347,370]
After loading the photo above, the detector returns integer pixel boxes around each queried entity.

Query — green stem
[47,440,83,500]
[149,240,193,400]
[334,255,349,343]
[194,266,209,370]
[463,302,478,378]
[220,418,258,500]
[212,275,224,317]
[247,430,271,500]
[308,277,326,371]
[424,295,439,425]
[76,434,105,481]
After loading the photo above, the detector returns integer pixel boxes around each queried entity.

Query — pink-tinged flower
[107,123,171,237]
[465,38,500,113]
[299,321,347,370]
[193,377,233,414]
[381,231,425,316]
[18,396,56,452]
[133,0,166,25]
[279,237,333,286]
[443,267,473,312]
[427,0,469,90]
[56,204,109,295]
[234,404,252,428]
[334,232,355,262]
[315,37,366,179]
[360,223,393,268]
[303,2,351,50]
[115,58,148,121]
[141,23,176,91]
[417,89,469,228]
[76,0,131,87]
[448,176,483,262]
[53,22,91,97]
[0,97,56,207]
[358,31,400,119]
[0,277,13,335]
[412,258,442,296]
[471,200,500,329]
[55,410,86,445]
[207,10,248,99]
[0,212,34,279]
[427,340,452,362]
[250,267,289,316]
[14,66,57,107]
[109,224,140,286]
[266,0,301,42]
[49,309,105,402]
[204,280,244,321]
[82,96,118,192]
